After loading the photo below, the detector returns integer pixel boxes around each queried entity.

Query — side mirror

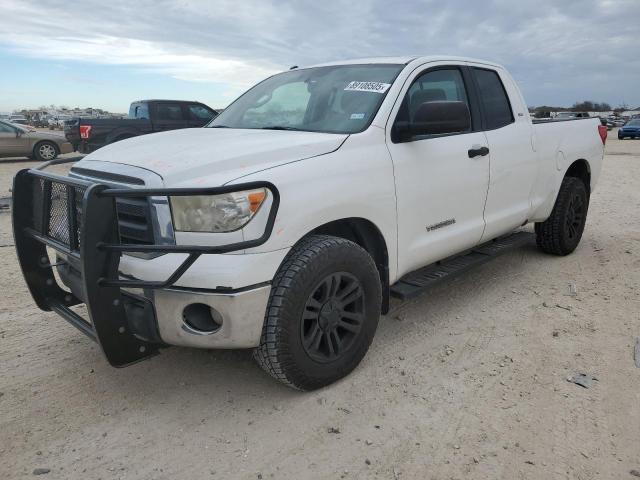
[15,129,22,137]
[411,101,471,136]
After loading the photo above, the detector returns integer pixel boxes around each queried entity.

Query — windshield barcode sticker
[344,81,391,93]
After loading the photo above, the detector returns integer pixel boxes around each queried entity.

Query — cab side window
[393,68,472,141]
[473,68,514,130]
[188,105,215,122]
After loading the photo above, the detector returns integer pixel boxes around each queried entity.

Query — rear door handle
[468,146,489,158]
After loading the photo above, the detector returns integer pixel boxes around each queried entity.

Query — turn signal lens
[248,191,266,213]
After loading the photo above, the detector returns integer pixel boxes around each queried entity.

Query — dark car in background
[64,99,218,153]
[618,119,640,139]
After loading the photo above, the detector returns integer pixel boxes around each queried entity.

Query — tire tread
[535,176,587,256]
[253,235,380,390]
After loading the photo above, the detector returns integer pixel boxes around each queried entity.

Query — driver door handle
[468,145,489,158]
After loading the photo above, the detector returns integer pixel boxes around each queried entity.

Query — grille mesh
[32,179,87,250]
[31,176,152,250]
[48,182,70,244]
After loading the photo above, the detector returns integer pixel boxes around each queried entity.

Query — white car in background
[48,114,73,129]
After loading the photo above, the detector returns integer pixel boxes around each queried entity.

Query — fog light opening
[182,303,222,334]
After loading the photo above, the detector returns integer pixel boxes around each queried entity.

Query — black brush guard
[12,168,279,367]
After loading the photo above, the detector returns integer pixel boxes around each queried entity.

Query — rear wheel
[254,235,381,390]
[535,176,589,256]
[33,141,59,162]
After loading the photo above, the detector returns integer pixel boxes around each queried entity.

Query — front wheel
[33,141,59,162]
[254,235,382,390]
[535,176,589,256]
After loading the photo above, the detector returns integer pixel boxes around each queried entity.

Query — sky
[0,0,639,113]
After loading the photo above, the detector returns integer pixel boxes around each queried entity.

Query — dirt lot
[1,133,639,480]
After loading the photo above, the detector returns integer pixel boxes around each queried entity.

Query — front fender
[225,128,400,281]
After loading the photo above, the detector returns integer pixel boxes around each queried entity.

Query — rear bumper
[59,142,74,154]
[12,168,280,366]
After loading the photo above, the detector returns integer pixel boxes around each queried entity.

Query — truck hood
[77,127,348,186]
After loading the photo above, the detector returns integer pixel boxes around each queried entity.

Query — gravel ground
[1,131,639,479]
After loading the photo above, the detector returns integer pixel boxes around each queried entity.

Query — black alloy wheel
[301,272,364,363]
[565,192,585,241]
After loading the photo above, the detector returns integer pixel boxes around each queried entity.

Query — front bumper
[12,168,279,366]
[153,286,271,348]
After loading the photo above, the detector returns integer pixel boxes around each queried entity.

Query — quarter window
[473,68,514,130]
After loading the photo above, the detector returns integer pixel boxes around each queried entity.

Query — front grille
[69,168,155,247]
[115,197,154,244]
[32,176,154,250]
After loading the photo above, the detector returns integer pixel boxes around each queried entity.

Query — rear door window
[155,103,184,121]
[473,68,514,130]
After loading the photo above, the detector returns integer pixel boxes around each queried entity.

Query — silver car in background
[0,120,73,161]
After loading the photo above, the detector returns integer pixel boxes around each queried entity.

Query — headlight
[170,188,266,232]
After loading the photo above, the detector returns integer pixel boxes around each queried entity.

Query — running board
[390,231,535,300]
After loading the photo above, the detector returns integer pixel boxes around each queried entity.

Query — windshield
[626,120,640,126]
[209,64,403,134]
[9,122,27,132]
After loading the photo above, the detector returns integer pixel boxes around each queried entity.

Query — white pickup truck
[13,56,606,390]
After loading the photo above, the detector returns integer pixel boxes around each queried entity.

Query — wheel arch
[307,217,391,314]
[564,159,591,195]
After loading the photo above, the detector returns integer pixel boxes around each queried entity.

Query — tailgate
[63,119,80,143]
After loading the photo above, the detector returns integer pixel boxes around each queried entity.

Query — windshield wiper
[260,126,305,131]
[209,125,230,128]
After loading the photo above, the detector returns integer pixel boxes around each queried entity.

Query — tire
[254,235,382,390]
[535,176,589,256]
[33,141,59,162]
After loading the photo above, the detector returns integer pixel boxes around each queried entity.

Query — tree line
[528,100,636,118]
